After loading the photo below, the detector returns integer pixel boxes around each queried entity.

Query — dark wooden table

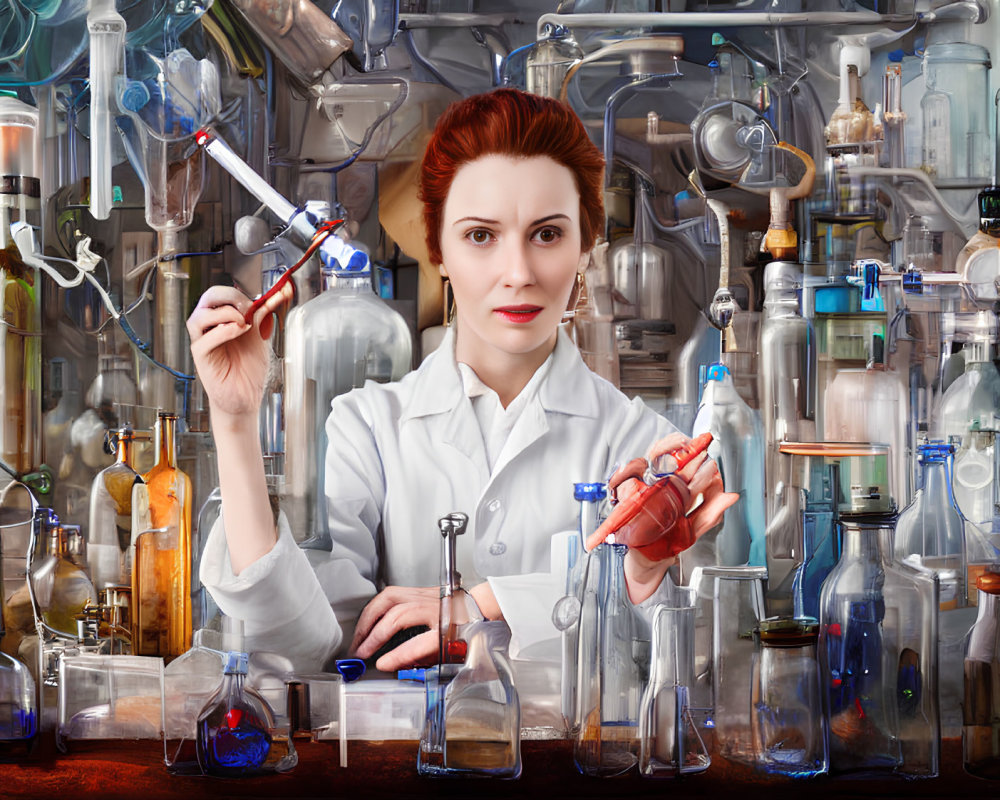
[0,736,988,799]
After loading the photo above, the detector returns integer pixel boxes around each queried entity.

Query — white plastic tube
[196,128,316,244]
[87,0,126,220]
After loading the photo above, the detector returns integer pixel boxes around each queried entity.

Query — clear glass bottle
[132,412,192,660]
[196,650,297,777]
[819,513,940,777]
[525,24,582,99]
[31,519,96,636]
[894,442,967,604]
[192,487,222,632]
[0,520,37,752]
[758,261,816,523]
[639,604,710,778]
[574,542,643,777]
[964,571,1000,779]
[87,425,144,590]
[283,261,411,546]
[691,363,766,567]
[751,616,827,778]
[559,482,605,736]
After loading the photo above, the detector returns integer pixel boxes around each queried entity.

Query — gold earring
[563,271,586,321]
[443,279,456,326]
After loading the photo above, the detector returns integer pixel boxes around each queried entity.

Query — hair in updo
[419,88,605,265]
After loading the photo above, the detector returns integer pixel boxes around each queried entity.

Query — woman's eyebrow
[453,216,499,226]
[532,214,571,225]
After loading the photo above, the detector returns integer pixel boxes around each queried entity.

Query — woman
[187,88,736,673]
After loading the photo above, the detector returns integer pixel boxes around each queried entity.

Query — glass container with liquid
[964,571,1000,779]
[132,412,191,660]
[31,519,96,636]
[87,425,144,590]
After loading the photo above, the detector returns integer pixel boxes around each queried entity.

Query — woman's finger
[353,600,438,660]
[646,432,690,464]
[375,629,440,672]
[675,450,709,483]
[608,457,648,495]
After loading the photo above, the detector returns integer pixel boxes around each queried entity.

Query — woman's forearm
[211,408,278,575]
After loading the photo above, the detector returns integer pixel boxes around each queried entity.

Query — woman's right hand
[186,284,293,419]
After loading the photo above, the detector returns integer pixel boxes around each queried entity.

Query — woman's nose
[500,240,536,287]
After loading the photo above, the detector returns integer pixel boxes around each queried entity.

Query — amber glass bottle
[132,412,192,660]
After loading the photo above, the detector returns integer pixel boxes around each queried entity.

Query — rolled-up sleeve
[200,510,342,671]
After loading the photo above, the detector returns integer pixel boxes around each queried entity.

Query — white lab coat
[200,326,677,671]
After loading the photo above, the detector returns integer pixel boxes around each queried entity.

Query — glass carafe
[87,426,144,590]
[283,263,411,546]
[751,616,827,778]
[638,604,709,778]
[964,571,1000,779]
[573,543,643,777]
[690,363,766,567]
[132,412,191,660]
[758,261,815,524]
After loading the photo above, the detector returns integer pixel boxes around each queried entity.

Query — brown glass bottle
[132,412,192,660]
[964,571,1000,779]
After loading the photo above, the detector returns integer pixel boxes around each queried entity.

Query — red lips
[494,304,543,323]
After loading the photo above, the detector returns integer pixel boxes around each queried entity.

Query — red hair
[419,88,605,266]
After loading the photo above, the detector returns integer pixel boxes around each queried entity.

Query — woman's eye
[534,227,561,244]
[467,229,493,245]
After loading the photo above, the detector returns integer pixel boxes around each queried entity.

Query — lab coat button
[487,499,501,512]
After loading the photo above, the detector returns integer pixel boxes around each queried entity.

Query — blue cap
[397,668,426,682]
[334,658,366,683]
[706,363,730,382]
[888,49,904,63]
[574,482,607,502]
[918,441,954,461]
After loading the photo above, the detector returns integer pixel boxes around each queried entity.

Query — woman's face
[439,154,588,371]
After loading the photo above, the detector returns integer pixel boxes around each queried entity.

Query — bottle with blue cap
[282,243,412,546]
[690,362,766,570]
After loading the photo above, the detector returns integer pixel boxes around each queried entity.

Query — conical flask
[638,604,709,778]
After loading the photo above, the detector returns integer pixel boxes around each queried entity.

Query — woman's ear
[577,249,592,273]
[438,263,448,278]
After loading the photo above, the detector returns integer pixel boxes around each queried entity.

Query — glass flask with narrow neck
[751,616,827,778]
[196,650,297,777]
[894,442,967,605]
[31,519,95,636]
[574,542,643,777]
[691,362,766,568]
[132,412,192,660]
[88,426,144,589]
[964,571,1000,779]
[283,261,411,546]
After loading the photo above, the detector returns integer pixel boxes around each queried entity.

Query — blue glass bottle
[195,651,296,777]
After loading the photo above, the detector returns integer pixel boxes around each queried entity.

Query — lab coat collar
[401,326,601,423]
